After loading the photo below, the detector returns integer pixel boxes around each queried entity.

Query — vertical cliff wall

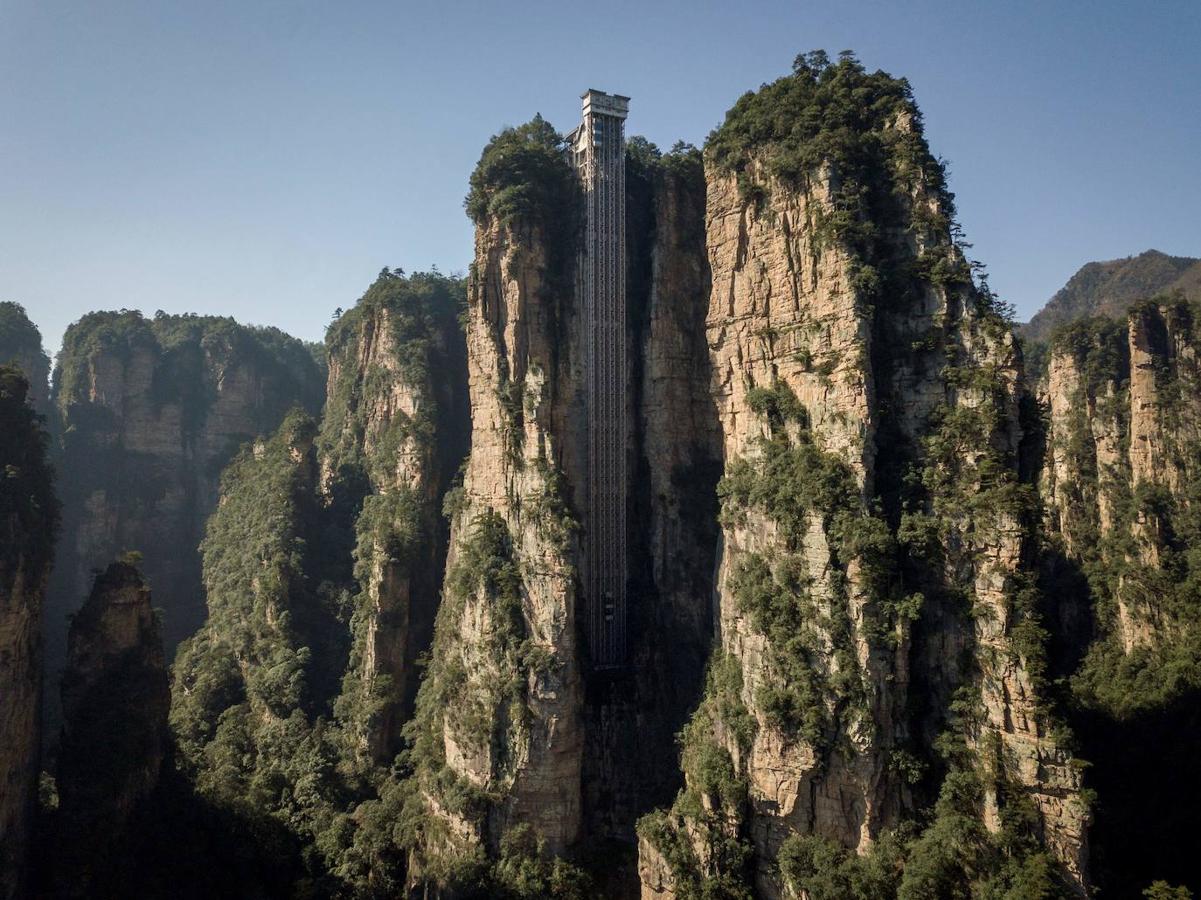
[319,269,469,767]
[0,303,51,411]
[1044,296,1201,694]
[403,119,589,889]
[639,54,1087,899]
[47,312,325,702]
[580,143,720,867]
[158,273,472,896]
[52,560,169,898]
[1042,296,1201,894]
[0,368,58,900]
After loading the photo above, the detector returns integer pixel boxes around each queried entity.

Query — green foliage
[488,825,593,899]
[0,301,49,387]
[55,309,325,431]
[632,651,756,897]
[0,366,58,575]
[465,114,581,234]
[1051,314,1129,393]
[899,767,1073,900]
[401,510,557,884]
[707,51,954,259]
[318,267,468,765]
[1145,882,1194,900]
[779,830,907,900]
[626,135,704,183]
[1055,300,1201,718]
[170,411,364,889]
[320,268,464,484]
[635,806,753,900]
[718,382,916,746]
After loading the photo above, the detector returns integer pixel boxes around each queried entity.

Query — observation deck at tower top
[581,89,630,119]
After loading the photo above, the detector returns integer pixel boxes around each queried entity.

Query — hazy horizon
[3,0,1199,357]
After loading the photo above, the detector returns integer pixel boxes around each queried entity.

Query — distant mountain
[1023,249,1201,342]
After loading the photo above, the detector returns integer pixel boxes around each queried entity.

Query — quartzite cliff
[7,50,1201,900]
[46,312,325,715]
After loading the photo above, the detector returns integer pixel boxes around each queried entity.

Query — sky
[2,0,1199,357]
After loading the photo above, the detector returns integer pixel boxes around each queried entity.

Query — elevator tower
[569,89,629,668]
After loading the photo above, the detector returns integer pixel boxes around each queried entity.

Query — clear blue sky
[2,0,1198,357]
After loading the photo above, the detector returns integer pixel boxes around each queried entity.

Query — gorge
[0,50,1199,899]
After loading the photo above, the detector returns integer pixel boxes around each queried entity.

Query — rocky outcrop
[1126,301,1201,500]
[52,560,169,898]
[1040,297,1201,895]
[638,55,1088,898]
[0,303,50,411]
[405,137,588,879]
[0,368,58,900]
[47,312,325,711]
[1042,297,1201,658]
[319,270,469,766]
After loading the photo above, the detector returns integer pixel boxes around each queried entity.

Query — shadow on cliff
[37,757,320,900]
[1074,688,1201,895]
[576,147,721,894]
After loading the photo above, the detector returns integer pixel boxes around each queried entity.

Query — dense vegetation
[0,302,50,400]
[1036,298,1201,895]
[21,48,1201,900]
[0,367,58,577]
[1043,296,1201,717]
[154,270,480,896]
[54,309,325,429]
[640,374,1068,897]
[465,114,581,234]
[1024,249,1201,343]
[399,509,590,894]
[321,268,469,766]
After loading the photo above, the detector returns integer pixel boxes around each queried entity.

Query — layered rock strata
[638,57,1088,898]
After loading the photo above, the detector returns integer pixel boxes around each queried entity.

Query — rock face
[404,129,722,893]
[0,303,51,411]
[0,368,58,900]
[164,275,472,897]
[1024,249,1201,343]
[319,270,469,766]
[1043,297,1201,659]
[405,123,589,880]
[637,56,1088,898]
[47,312,325,700]
[1040,296,1201,894]
[581,146,720,853]
[52,560,169,898]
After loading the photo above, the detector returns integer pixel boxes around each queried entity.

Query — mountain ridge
[1024,249,1201,342]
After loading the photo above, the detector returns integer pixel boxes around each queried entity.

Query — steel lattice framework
[569,90,629,668]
